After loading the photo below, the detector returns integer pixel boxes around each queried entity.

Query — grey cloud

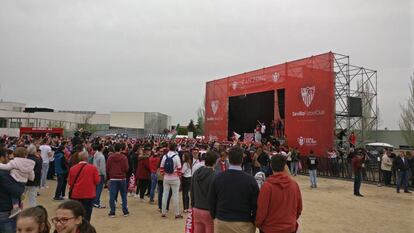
[0,0,412,128]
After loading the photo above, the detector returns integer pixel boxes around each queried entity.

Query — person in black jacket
[306,150,318,188]
[0,148,25,233]
[25,144,42,207]
[53,145,68,200]
[71,132,83,149]
[208,146,258,233]
[126,144,139,197]
[394,151,411,193]
[409,151,414,187]
[191,151,218,233]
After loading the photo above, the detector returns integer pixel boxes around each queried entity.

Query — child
[254,171,266,189]
[0,147,35,218]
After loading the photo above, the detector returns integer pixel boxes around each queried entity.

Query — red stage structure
[205,52,378,156]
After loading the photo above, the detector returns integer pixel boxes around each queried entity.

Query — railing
[297,157,413,186]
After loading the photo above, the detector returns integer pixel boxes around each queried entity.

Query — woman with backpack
[160,143,182,218]
[156,148,172,212]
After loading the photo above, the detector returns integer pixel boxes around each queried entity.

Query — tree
[196,116,204,136]
[196,97,205,136]
[399,71,414,147]
[188,119,197,137]
[355,79,376,142]
[78,114,98,133]
[177,126,188,135]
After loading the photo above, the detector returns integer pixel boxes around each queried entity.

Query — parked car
[365,142,395,160]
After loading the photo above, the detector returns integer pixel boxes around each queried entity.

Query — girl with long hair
[16,205,51,233]
[52,200,96,233]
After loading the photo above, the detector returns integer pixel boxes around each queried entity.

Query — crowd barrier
[297,156,414,187]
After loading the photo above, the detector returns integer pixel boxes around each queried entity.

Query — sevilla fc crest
[297,136,305,146]
[301,86,315,107]
[272,72,280,83]
[231,81,238,90]
[211,100,219,115]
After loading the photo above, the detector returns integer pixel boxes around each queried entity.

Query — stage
[204,52,378,156]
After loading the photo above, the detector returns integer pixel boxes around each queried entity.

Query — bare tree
[399,71,414,146]
[355,80,376,142]
[196,96,205,135]
[79,114,97,133]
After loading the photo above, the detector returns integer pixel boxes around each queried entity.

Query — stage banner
[205,78,228,141]
[227,66,286,97]
[285,65,335,156]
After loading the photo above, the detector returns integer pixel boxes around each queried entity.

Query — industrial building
[0,100,171,137]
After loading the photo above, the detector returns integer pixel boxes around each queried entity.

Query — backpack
[164,154,177,174]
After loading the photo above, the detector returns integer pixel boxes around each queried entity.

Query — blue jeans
[54,173,67,198]
[397,170,409,192]
[109,179,129,215]
[0,211,16,233]
[149,173,157,202]
[309,169,317,187]
[72,198,93,222]
[291,162,299,176]
[93,175,105,206]
[40,163,49,187]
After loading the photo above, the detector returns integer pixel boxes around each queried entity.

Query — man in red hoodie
[256,156,302,233]
[106,143,130,217]
[136,144,151,202]
[352,152,365,197]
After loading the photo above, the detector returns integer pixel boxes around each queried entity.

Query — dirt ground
[28,176,413,233]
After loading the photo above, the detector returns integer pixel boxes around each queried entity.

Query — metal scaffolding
[333,53,378,147]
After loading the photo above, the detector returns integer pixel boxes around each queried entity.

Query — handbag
[68,163,87,199]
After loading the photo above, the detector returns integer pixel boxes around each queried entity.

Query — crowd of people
[0,132,412,233]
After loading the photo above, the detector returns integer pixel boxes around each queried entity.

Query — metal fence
[297,157,414,187]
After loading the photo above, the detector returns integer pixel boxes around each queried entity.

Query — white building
[109,112,171,137]
[0,101,171,137]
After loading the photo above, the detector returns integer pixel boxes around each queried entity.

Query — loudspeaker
[348,97,362,117]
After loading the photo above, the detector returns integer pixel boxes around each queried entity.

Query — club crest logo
[272,72,280,83]
[301,86,315,107]
[231,81,238,90]
[211,100,219,115]
[297,136,305,146]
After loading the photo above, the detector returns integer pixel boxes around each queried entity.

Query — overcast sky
[0,0,412,129]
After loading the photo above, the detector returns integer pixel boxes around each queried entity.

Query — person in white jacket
[381,149,393,185]
[0,147,35,218]
[160,143,182,218]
